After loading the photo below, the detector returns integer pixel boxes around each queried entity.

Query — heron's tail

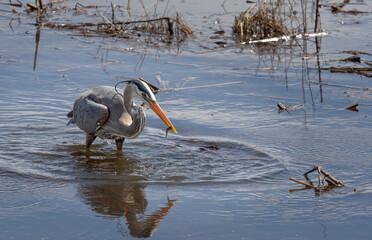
[66,110,75,126]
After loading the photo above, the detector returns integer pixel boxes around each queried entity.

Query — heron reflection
[74,152,176,238]
[77,183,176,238]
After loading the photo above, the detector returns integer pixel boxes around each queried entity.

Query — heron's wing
[73,96,109,134]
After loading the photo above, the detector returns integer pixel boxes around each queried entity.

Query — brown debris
[277,102,287,110]
[309,80,372,91]
[25,0,193,47]
[290,166,345,194]
[331,5,369,15]
[314,67,372,78]
[330,56,361,63]
[277,102,304,113]
[343,50,372,56]
[345,103,359,112]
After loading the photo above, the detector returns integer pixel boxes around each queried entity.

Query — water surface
[1,0,371,239]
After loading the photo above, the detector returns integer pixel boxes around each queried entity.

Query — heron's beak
[148,101,177,134]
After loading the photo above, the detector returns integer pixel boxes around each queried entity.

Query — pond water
[0,0,371,239]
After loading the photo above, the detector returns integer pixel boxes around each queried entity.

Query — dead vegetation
[233,1,290,41]
[232,0,327,44]
[21,0,193,48]
[233,0,303,42]
[326,52,372,78]
[328,1,370,15]
[290,166,345,194]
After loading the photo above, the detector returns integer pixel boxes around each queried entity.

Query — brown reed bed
[233,1,294,42]
[24,0,193,47]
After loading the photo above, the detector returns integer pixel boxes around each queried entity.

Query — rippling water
[1,0,372,239]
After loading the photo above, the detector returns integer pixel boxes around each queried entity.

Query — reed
[233,0,294,41]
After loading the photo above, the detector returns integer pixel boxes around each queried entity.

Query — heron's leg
[115,138,125,152]
[86,133,96,149]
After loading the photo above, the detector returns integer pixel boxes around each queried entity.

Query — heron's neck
[122,85,146,138]
[124,85,137,116]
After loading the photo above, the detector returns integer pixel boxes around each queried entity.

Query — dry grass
[233,0,295,42]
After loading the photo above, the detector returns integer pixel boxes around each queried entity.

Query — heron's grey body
[68,79,176,151]
[68,82,151,150]
[74,85,146,139]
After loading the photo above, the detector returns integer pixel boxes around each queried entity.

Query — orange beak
[148,101,177,134]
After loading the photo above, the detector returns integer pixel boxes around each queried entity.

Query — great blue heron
[67,79,177,151]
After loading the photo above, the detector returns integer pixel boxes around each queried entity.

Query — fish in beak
[148,101,177,134]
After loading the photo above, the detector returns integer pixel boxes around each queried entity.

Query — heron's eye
[142,93,146,98]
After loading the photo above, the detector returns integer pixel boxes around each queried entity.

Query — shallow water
[1,0,372,239]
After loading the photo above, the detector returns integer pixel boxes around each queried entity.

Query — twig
[304,167,317,176]
[127,0,131,16]
[319,168,346,186]
[38,0,43,10]
[289,178,315,189]
[27,3,39,11]
[317,166,326,186]
[293,166,345,192]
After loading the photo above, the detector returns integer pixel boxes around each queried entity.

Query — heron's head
[129,80,177,134]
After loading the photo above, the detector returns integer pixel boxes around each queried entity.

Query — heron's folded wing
[73,97,109,134]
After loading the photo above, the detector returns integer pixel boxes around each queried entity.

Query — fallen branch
[311,66,372,78]
[309,80,372,91]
